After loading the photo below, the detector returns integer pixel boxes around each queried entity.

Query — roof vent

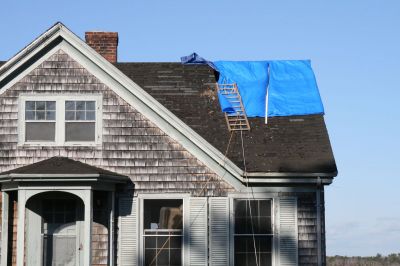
[217,83,250,131]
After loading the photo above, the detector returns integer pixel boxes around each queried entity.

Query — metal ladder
[217,83,250,131]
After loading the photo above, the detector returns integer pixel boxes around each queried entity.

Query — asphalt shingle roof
[115,63,337,174]
[0,60,337,174]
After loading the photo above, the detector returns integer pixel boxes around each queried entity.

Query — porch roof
[0,156,129,183]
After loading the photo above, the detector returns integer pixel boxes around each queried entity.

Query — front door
[42,198,81,266]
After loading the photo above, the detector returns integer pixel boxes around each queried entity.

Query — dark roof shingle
[0,156,127,177]
[115,63,337,174]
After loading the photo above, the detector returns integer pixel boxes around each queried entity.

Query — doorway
[26,192,84,266]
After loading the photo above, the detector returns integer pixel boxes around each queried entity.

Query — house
[0,23,337,266]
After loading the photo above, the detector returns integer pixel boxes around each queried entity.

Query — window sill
[17,142,102,148]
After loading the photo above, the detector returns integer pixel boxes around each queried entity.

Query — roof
[0,23,336,182]
[0,157,129,182]
[0,61,336,174]
[116,63,337,174]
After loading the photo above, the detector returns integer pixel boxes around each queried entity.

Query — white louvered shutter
[209,197,230,266]
[187,197,208,266]
[118,197,138,266]
[279,197,298,266]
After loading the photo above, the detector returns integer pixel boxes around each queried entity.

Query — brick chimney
[85,31,118,63]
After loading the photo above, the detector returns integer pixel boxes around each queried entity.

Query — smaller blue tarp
[180,53,216,69]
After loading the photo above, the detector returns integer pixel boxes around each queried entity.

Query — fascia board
[245,172,338,178]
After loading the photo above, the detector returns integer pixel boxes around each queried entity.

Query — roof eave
[0,173,129,183]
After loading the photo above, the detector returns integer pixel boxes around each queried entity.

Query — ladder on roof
[217,83,250,131]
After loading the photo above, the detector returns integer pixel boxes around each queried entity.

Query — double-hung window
[143,199,183,266]
[234,199,273,266]
[65,101,96,142]
[24,101,56,142]
[19,95,102,145]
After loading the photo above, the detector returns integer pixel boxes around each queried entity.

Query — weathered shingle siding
[0,50,234,196]
[298,192,326,266]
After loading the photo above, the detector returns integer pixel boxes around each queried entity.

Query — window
[65,101,96,141]
[25,101,56,142]
[19,95,102,145]
[234,199,273,266]
[143,199,183,266]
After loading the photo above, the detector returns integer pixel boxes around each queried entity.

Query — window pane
[65,122,95,141]
[157,249,169,265]
[46,101,56,110]
[25,101,56,121]
[235,200,272,234]
[143,199,183,230]
[76,111,85,120]
[234,236,272,266]
[86,111,96,120]
[36,111,45,120]
[65,101,75,110]
[25,122,55,142]
[46,111,56,120]
[65,111,75,120]
[76,101,85,110]
[86,101,95,110]
[144,235,182,266]
[36,101,46,110]
[26,101,35,110]
[25,111,35,120]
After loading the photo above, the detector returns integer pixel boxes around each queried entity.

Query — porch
[0,157,129,266]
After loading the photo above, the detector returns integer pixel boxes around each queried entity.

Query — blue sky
[1,0,399,256]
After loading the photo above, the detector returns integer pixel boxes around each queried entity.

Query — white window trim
[18,94,103,147]
[137,193,189,266]
[229,196,277,266]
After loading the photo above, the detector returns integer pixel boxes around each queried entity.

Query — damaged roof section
[115,63,337,175]
[0,59,337,175]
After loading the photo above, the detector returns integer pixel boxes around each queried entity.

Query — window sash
[233,199,273,266]
[142,198,184,266]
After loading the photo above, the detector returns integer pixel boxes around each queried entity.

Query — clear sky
[1,0,399,256]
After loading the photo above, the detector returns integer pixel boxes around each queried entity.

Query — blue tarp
[214,61,269,117]
[180,53,325,118]
[268,60,324,117]
[180,52,217,69]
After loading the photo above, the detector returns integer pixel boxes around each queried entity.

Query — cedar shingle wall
[0,49,234,196]
[298,191,326,266]
[92,191,110,266]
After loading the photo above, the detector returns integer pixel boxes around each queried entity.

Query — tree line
[327,254,400,266]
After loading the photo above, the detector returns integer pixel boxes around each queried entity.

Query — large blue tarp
[180,53,325,117]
